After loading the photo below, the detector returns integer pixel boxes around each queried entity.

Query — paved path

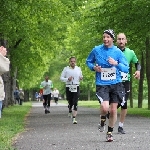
[12,101,150,150]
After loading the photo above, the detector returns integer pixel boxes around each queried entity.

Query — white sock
[119,122,123,127]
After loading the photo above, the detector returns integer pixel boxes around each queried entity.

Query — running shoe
[118,126,126,134]
[72,118,77,124]
[106,132,113,142]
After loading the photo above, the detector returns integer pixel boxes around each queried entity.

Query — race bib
[69,85,77,92]
[101,68,116,80]
[121,72,128,81]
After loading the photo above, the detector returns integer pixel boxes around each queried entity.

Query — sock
[100,116,106,122]
[119,122,123,127]
[108,126,113,133]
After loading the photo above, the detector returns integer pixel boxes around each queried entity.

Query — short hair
[0,39,7,47]
[69,56,76,61]
[117,33,127,39]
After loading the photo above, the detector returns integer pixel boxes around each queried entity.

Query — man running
[86,29,129,142]
[60,56,83,124]
[116,33,141,134]
[41,76,53,114]
[52,88,59,104]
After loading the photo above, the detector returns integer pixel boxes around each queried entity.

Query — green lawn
[60,100,150,117]
[0,102,32,150]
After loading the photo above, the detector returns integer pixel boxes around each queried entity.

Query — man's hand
[68,76,73,81]
[108,57,118,66]
[79,76,83,80]
[133,71,140,79]
[93,64,102,72]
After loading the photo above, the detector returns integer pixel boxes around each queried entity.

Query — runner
[86,29,129,141]
[52,88,59,105]
[60,56,83,124]
[41,76,53,114]
[116,33,141,134]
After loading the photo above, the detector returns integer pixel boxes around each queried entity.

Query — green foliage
[0,0,69,89]
[0,0,149,105]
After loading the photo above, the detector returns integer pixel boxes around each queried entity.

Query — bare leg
[118,108,127,134]
[106,103,117,142]
[119,108,127,123]
[72,110,77,124]
[98,101,109,132]
[108,103,118,128]
[73,110,77,117]
[100,101,109,118]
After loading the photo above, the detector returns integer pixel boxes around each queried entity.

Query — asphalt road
[12,101,150,150]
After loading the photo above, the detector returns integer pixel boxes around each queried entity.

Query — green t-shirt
[122,47,138,81]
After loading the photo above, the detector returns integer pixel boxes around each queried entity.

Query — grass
[0,102,32,150]
[60,100,150,117]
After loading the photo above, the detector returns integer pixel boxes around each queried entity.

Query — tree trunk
[138,51,144,108]
[11,67,18,104]
[129,64,133,108]
[24,90,30,102]
[145,36,150,109]
[30,90,35,101]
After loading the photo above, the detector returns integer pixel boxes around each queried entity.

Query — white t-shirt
[60,66,83,85]
[52,90,59,98]
[41,80,53,95]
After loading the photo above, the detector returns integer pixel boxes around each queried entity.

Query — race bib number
[101,68,116,80]
[69,85,77,92]
[121,72,128,80]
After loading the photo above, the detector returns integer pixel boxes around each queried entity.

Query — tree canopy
[1,0,150,107]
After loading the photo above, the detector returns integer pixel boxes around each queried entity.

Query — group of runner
[41,29,140,142]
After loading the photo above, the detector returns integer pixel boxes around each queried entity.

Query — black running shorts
[96,82,125,105]
[118,81,130,109]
